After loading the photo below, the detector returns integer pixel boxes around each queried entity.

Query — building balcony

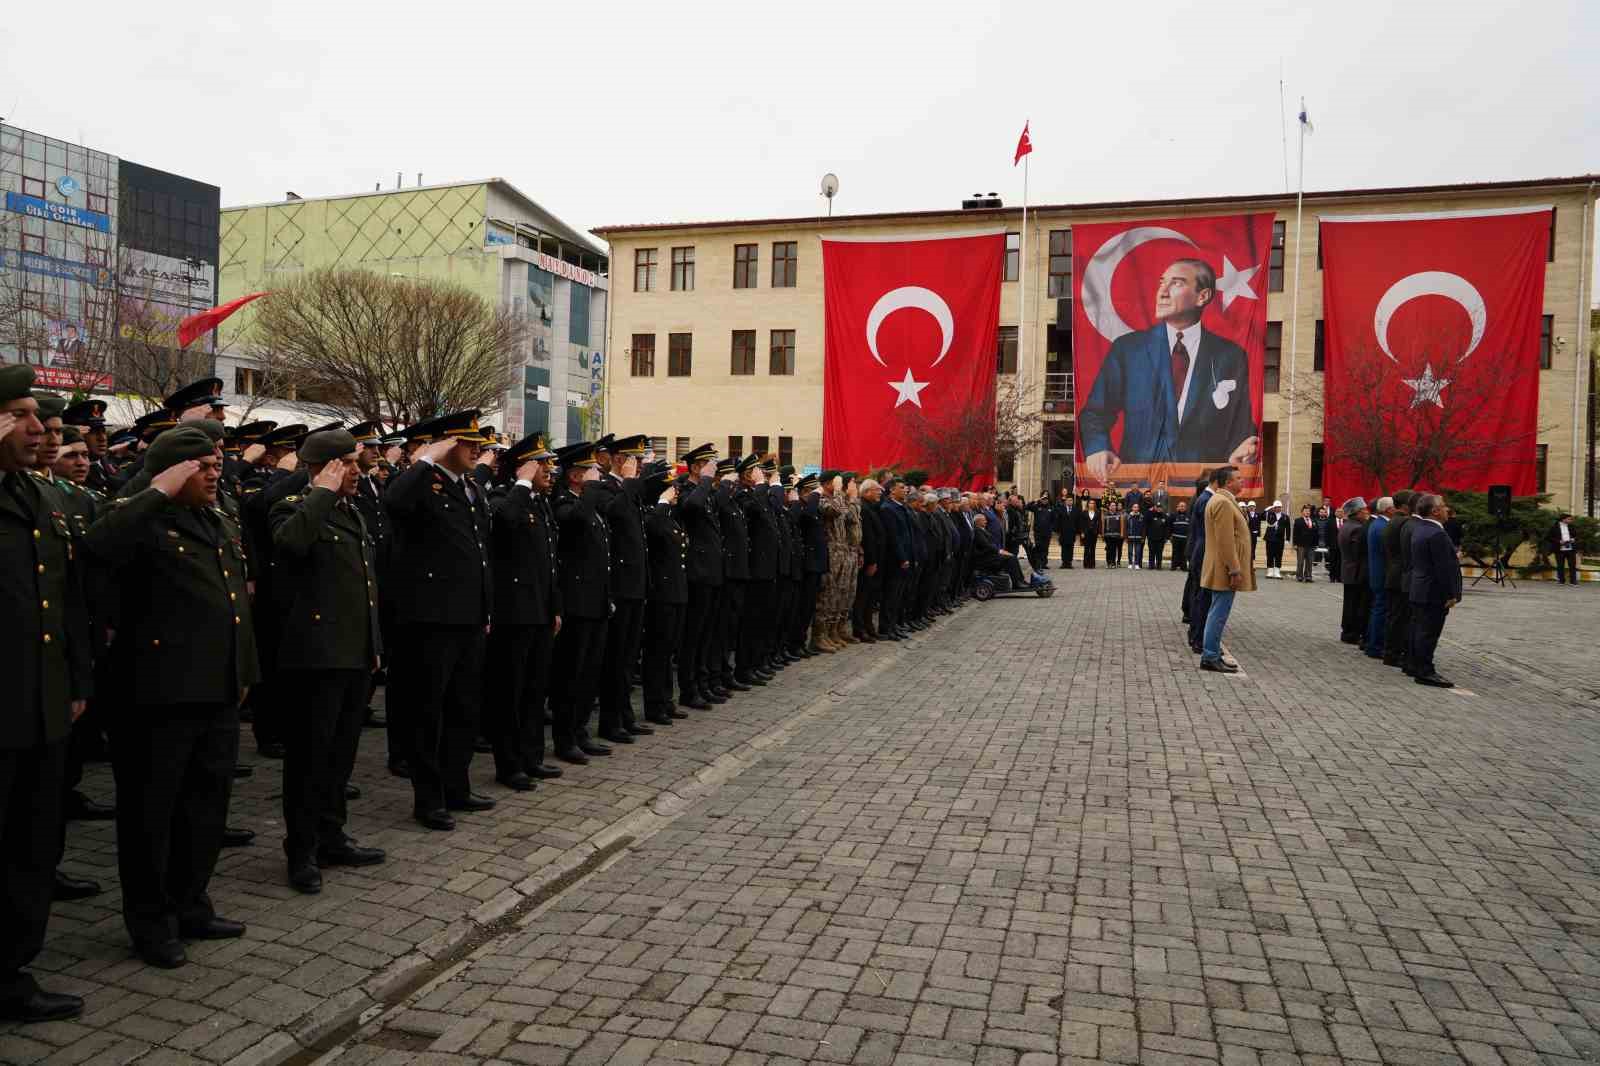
[1042,371,1073,413]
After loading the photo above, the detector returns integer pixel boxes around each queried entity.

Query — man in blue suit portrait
[1080,258,1260,483]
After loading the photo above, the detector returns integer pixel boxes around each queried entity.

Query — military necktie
[1171,334,1191,420]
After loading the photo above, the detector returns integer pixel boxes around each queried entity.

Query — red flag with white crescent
[177,291,269,349]
[822,234,1003,484]
[1320,207,1550,501]
[1013,122,1033,166]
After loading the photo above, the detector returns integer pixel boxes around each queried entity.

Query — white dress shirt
[1166,321,1203,423]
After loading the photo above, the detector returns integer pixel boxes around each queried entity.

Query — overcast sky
[3,1,1596,242]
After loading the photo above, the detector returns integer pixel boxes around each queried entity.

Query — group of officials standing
[2,366,1008,1023]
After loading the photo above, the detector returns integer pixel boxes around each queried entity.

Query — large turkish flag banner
[1071,212,1274,496]
[822,233,1003,484]
[1321,207,1551,503]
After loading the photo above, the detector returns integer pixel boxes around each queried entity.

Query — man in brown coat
[1198,465,1253,673]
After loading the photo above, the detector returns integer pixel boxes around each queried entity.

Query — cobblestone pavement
[7,569,1600,1066]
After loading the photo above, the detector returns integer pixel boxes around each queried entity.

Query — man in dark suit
[877,478,915,640]
[853,478,885,640]
[1383,490,1416,672]
[1184,474,1214,651]
[268,429,386,894]
[1080,259,1260,481]
[1050,489,1076,568]
[381,411,495,830]
[1548,513,1580,585]
[1408,494,1462,687]
[1336,498,1370,643]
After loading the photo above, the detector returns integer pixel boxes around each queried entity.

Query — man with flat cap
[84,424,257,969]
[594,434,654,745]
[641,464,688,725]
[269,429,386,893]
[484,434,565,789]
[384,411,495,829]
[0,366,93,1021]
[164,377,228,423]
[550,440,614,761]
[674,444,723,709]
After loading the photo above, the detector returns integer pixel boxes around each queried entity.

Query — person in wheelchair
[972,514,1051,589]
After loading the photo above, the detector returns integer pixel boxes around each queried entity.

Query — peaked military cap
[594,433,616,453]
[378,434,407,447]
[261,423,309,447]
[778,464,795,479]
[0,363,35,404]
[554,440,600,469]
[32,392,67,420]
[348,421,383,444]
[309,420,345,435]
[230,420,278,443]
[638,460,674,492]
[164,377,226,413]
[106,427,138,450]
[503,433,557,467]
[736,453,761,473]
[715,457,737,476]
[759,454,778,473]
[407,410,488,445]
[62,398,107,426]
[681,442,718,467]
[133,408,179,440]
[796,474,819,494]
[610,434,649,457]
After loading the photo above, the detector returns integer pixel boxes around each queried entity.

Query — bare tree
[894,374,1046,487]
[249,268,526,428]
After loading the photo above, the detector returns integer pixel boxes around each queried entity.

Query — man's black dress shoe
[725,680,752,692]
[289,861,322,895]
[473,737,493,754]
[414,809,455,831]
[137,939,187,969]
[344,783,361,800]
[703,692,728,705]
[498,772,535,791]
[233,765,253,779]
[598,730,635,745]
[556,747,589,765]
[529,764,564,779]
[66,793,116,821]
[1414,673,1455,688]
[180,917,246,940]
[1199,659,1239,674]
[625,722,655,736]
[646,714,674,726]
[668,708,690,719]
[54,871,101,900]
[318,844,385,867]
[578,742,613,757]
[446,793,496,812]
[388,760,412,779]
[681,697,711,711]
[221,827,255,848]
[0,988,83,1022]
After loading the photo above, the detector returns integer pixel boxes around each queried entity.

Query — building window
[1548,208,1557,262]
[86,192,107,214]
[1047,230,1072,298]
[20,232,43,253]
[772,242,797,288]
[1309,443,1324,490]
[568,284,590,344]
[728,435,743,459]
[668,333,693,377]
[1263,322,1282,392]
[1540,314,1554,369]
[996,326,1018,374]
[769,329,795,375]
[630,334,656,377]
[734,244,758,289]
[648,436,667,459]
[1536,444,1549,492]
[1003,233,1019,282]
[234,367,260,396]
[731,330,756,375]
[634,248,658,292]
[996,451,1016,483]
[1270,221,1286,292]
[752,435,770,458]
[778,435,793,466]
[22,177,45,199]
[674,437,692,462]
[671,246,695,291]
[1313,320,1325,372]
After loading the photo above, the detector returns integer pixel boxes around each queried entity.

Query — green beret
[0,364,34,405]
[300,429,358,465]
[146,426,217,476]
[60,426,84,446]
[191,419,226,443]
[32,392,67,420]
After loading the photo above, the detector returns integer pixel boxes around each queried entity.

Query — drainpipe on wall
[1574,182,1595,515]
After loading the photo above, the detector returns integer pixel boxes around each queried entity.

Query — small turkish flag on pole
[1013,121,1033,166]
[177,291,269,349]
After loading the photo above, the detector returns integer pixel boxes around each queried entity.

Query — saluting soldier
[775,469,805,664]
[83,426,257,969]
[62,399,111,493]
[269,430,386,894]
[0,367,93,1022]
[164,377,229,425]
[347,422,392,724]
[736,455,778,686]
[383,411,495,830]
[713,456,750,696]
[595,435,653,745]
[107,408,179,491]
[792,474,827,655]
[220,421,277,499]
[549,441,613,762]
[640,464,688,725]
[674,444,722,710]
[483,434,565,789]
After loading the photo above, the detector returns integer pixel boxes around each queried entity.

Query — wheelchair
[971,568,1056,601]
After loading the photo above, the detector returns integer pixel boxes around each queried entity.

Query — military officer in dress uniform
[640,464,688,726]
[736,455,778,686]
[384,411,495,830]
[348,422,392,724]
[483,434,564,790]
[269,430,386,893]
[221,421,277,499]
[594,434,653,746]
[674,443,722,710]
[84,425,258,969]
[107,408,180,491]
[0,367,93,1022]
[713,455,750,696]
[549,441,613,762]
[774,468,804,665]
[792,474,827,655]
[62,399,111,493]
[164,377,229,423]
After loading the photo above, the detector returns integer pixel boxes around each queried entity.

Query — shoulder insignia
[284,495,301,504]
[431,483,442,493]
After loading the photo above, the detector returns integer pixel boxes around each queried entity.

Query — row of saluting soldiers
[1,367,985,1023]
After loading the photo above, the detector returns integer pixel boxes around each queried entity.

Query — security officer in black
[675,443,722,710]
[384,411,495,830]
[0,366,92,1022]
[549,441,613,762]
[712,457,750,696]
[269,430,386,894]
[791,474,825,654]
[734,455,774,686]
[594,434,652,745]
[640,465,688,726]
[483,434,564,789]
[84,425,258,970]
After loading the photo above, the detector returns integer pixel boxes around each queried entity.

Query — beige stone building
[595,175,1597,512]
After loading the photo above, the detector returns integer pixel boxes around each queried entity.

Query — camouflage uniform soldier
[829,474,863,647]
[814,472,849,652]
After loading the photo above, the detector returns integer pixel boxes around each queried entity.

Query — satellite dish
[821,173,839,198]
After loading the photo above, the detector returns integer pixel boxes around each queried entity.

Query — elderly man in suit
[1336,498,1371,644]
[1408,494,1462,688]
[1198,465,1252,673]
[1080,259,1260,482]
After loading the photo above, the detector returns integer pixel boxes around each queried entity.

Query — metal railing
[1042,371,1074,410]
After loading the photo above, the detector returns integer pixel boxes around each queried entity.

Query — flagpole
[1282,99,1306,506]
